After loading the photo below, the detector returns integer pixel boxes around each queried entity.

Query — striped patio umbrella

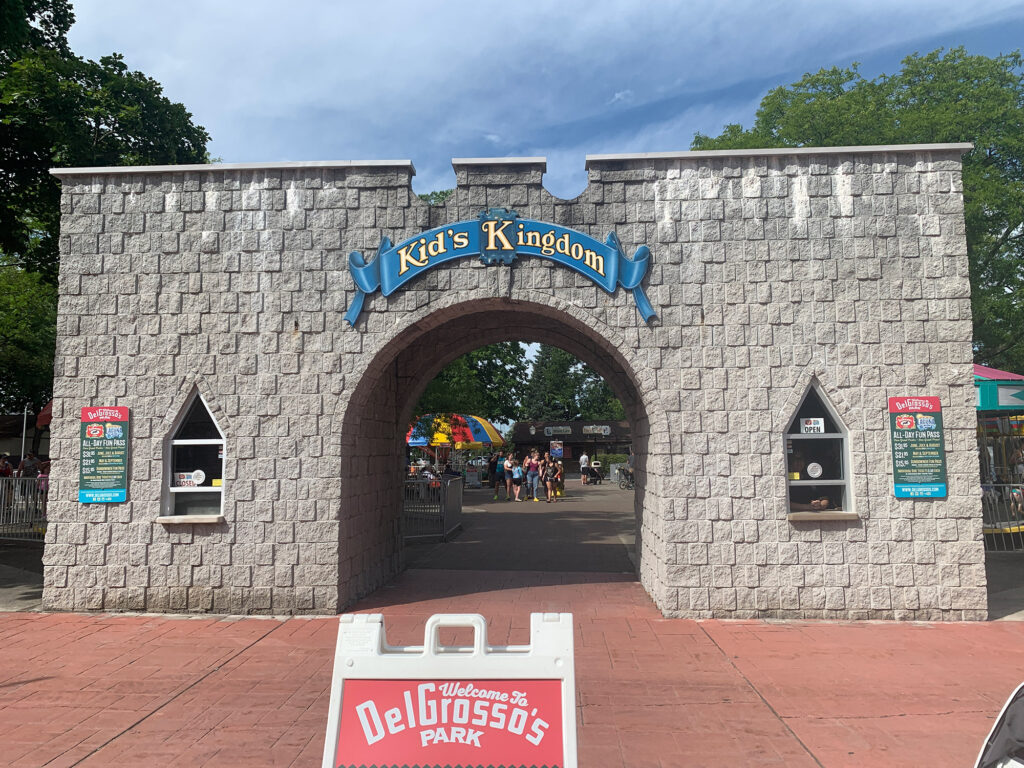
[406,414,505,449]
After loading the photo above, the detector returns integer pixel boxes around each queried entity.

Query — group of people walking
[488,450,563,503]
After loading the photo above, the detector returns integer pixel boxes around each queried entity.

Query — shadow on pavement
[404,485,636,574]
[987,552,1024,620]
[0,542,43,612]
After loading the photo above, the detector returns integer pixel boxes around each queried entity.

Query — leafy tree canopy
[0,0,210,412]
[0,0,73,66]
[2,48,210,278]
[0,263,57,411]
[692,47,1024,371]
[418,189,454,207]
[521,344,625,421]
[414,342,529,423]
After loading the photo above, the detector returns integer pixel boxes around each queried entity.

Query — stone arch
[334,295,672,611]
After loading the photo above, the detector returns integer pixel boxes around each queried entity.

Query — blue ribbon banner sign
[345,208,656,327]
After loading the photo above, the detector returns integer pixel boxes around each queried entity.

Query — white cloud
[65,0,1024,185]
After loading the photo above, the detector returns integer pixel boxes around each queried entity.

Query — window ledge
[788,511,860,522]
[156,514,225,525]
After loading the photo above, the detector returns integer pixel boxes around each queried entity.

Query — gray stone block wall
[45,146,985,619]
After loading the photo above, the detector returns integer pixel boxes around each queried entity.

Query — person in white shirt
[579,451,590,486]
[503,453,515,501]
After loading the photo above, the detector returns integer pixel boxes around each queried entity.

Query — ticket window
[785,385,849,513]
[166,394,224,516]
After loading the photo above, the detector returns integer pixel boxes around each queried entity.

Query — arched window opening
[163,392,225,518]
[784,383,852,517]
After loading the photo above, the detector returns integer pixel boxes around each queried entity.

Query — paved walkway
[2,488,1024,766]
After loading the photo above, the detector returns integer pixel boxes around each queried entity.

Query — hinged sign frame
[322,612,577,768]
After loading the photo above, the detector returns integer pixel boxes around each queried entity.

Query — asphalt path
[405,483,637,573]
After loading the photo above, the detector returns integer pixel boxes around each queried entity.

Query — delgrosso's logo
[895,415,916,430]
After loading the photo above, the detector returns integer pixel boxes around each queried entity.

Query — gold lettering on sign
[427,231,446,257]
[555,233,570,256]
[482,220,514,251]
[397,242,429,275]
[584,249,605,276]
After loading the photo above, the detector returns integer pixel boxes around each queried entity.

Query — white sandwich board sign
[322,612,577,768]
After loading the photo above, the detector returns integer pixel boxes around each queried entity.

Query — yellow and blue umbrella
[406,414,504,449]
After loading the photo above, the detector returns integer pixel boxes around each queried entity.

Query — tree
[578,374,625,420]
[0,0,210,415]
[0,0,73,65]
[692,48,1024,371]
[418,189,454,207]
[520,345,625,421]
[0,265,57,412]
[2,49,210,279]
[414,342,528,423]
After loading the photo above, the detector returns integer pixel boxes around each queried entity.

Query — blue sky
[68,0,1024,199]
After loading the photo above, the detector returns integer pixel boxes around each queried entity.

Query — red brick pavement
[2,570,1024,767]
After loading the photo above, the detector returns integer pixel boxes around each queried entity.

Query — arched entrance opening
[336,297,667,611]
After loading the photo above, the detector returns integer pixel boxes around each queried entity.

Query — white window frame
[160,391,225,522]
[784,381,855,519]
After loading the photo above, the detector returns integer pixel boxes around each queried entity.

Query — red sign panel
[887,396,941,413]
[335,678,564,768]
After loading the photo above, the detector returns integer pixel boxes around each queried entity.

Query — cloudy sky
[68,0,1024,199]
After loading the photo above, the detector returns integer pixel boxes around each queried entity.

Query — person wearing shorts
[492,452,506,500]
[544,456,559,503]
[511,460,524,501]
[503,453,515,501]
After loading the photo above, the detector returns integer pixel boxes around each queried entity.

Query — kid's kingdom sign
[888,396,947,499]
[344,208,655,327]
[79,406,129,503]
[322,613,577,768]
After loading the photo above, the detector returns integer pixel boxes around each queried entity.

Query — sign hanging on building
[345,208,655,327]
[322,612,577,768]
[79,406,129,503]
[888,396,947,498]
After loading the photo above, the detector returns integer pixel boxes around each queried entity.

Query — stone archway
[335,296,671,611]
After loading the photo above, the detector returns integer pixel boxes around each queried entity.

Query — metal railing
[402,475,463,542]
[983,484,1024,551]
[0,477,48,542]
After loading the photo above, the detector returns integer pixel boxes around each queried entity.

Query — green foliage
[595,453,628,467]
[0,0,73,66]
[521,344,625,421]
[692,47,1024,371]
[418,189,454,206]
[578,375,625,420]
[414,342,528,422]
[0,258,57,410]
[2,50,210,279]
[521,345,581,420]
[0,0,209,416]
